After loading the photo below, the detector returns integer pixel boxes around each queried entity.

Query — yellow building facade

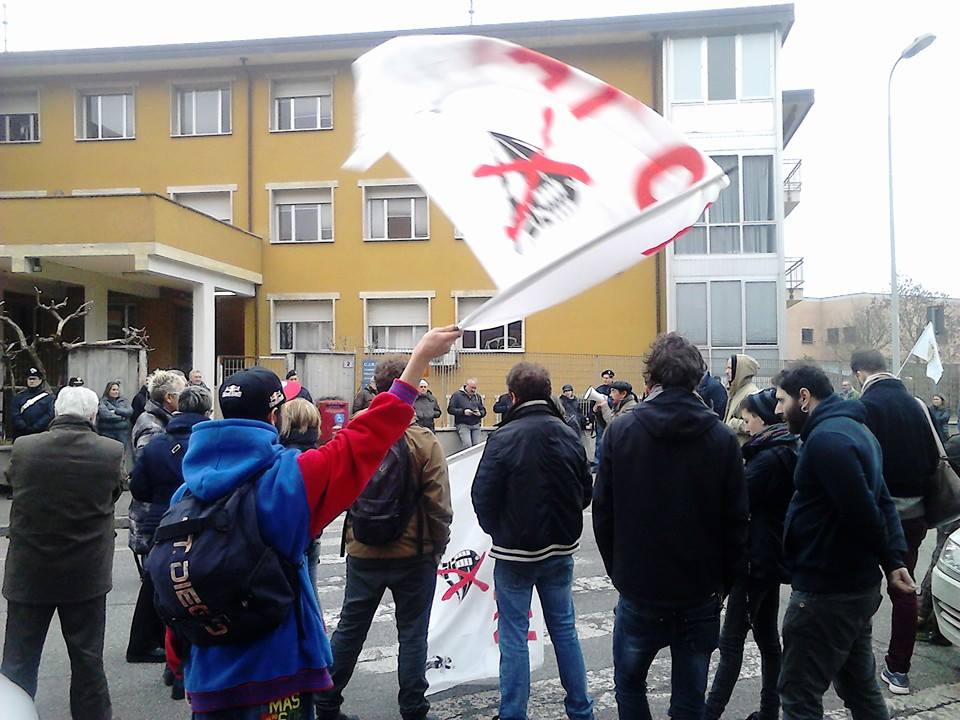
[3,5,805,414]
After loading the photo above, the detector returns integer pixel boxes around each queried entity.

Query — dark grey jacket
[3,415,124,603]
[447,387,487,427]
[414,391,442,432]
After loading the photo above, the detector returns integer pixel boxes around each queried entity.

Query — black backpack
[144,477,301,646]
[343,433,423,550]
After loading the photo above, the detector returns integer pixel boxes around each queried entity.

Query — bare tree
[0,287,149,391]
[836,278,960,365]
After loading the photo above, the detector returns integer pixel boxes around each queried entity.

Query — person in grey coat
[131,369,186,460]
[2,386,124,719]
[414,379,442,432]
[98,381,133,444]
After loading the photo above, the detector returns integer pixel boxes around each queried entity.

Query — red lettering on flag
[507,47,571,90]
[634,145,706,210]
[493,606,538,643]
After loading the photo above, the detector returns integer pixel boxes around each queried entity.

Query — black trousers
[127,552,165,656]
[704,579,781,720]
[778,586,888,720]
[1,594,112,720]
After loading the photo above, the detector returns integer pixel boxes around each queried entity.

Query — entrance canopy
[0,194,263,384]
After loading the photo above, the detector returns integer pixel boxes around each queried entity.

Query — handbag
[917,399,960,528]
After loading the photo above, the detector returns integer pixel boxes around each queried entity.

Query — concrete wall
[67,346,146,400]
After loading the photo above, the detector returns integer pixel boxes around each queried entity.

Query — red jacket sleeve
[297,383,415,535]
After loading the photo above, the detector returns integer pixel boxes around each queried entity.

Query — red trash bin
[317,400,350,445]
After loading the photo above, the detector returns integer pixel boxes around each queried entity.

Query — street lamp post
[888,33,935,372]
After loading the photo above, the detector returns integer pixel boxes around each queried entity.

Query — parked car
[932,525,960,647]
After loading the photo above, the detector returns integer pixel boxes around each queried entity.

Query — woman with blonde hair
[279,398,321,452]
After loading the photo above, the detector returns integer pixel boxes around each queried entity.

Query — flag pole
[895,356,910,378]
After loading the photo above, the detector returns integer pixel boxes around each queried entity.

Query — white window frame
[453,292,525,353]
[269,74,334,132]
[674,152,777,257]
[171,83,232,137]
[167,184,237,224]
[669,34,775,105]
[268,293,339,354]
[360,180,429,242]
[675,278,780,356]
[360,291,434,353]
[75,86,136,141]
[71,187,141,196]
[0,89,41,144]
[267,181,338,244]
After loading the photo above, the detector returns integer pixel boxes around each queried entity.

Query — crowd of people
[1,326,958,720]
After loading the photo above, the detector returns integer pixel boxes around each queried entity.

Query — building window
[676,283,708,345]
[271,77,332,131]
[456,296,524,351]
[274,300,334,352]
[827,327,840,345]
[674,154,775,255]
[76,90,134,140]
[670,34,773,103]
[0,91,40,143]
[801,327,814,344]
[364,184,428,241]
[745,282,777,345]
[365,297,429,351]
[707,36,736,101]
[272,187,334,243]
[676,279,778,349]
[170,189,233,223]
[173,85,231,136]
[107,299,137,340]
[842,326,859,345]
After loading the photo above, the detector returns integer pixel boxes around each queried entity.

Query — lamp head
[902,33,936,59]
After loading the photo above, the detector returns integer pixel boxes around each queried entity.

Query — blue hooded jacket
[171,418,332,712]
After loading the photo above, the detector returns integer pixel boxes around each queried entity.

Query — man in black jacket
[774,363,913,719]
[851,349,939,695]
[448,378,486,448]
[593,333,748,720]
[10,367,54,440]
[472,362,594,720]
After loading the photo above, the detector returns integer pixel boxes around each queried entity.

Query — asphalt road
[1,502,959,720]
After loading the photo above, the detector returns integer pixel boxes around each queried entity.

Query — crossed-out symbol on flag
[436,550,491,602]
[473,107,592,243]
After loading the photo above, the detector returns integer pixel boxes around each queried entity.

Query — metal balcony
[785,256,804,307]
[784,159,802,217]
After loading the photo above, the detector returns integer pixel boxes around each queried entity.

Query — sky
[3,0,958,298]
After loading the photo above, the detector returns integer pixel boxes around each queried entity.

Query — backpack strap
[153,515,221,543]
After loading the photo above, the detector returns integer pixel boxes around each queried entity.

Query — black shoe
[125,647,166,663]
[171,678,185,700]
[162,666,174,686]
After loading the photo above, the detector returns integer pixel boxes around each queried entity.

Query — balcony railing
[784,159,802,193]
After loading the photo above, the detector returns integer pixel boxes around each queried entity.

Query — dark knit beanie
[745,387,780,426]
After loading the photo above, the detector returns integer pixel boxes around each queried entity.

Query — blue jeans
[494,555,593,720]
[592,423,605,468]
[316,556,438,720]
[613,594,721,720]
[456,424,481,448]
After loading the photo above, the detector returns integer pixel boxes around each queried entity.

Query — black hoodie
[784,394,907,593]
[593,387,748,606]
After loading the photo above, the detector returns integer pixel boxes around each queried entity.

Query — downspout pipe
[240,57,261,361]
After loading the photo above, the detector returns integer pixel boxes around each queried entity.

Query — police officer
[11,368,55,440]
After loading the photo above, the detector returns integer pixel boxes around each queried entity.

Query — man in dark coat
[10,367,54,440]
[593,333,748,719]
[447,378,487,448]
[697,370,728,418]
[414,378,442,432]
[472,362,594,720]
[2,386,124,719]
[852,349,939,695]
[774,362,913,717]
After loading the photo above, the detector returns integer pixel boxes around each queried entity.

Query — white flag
[345,35,729,329]
[909,322,944,384]
[425,443,545,694]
